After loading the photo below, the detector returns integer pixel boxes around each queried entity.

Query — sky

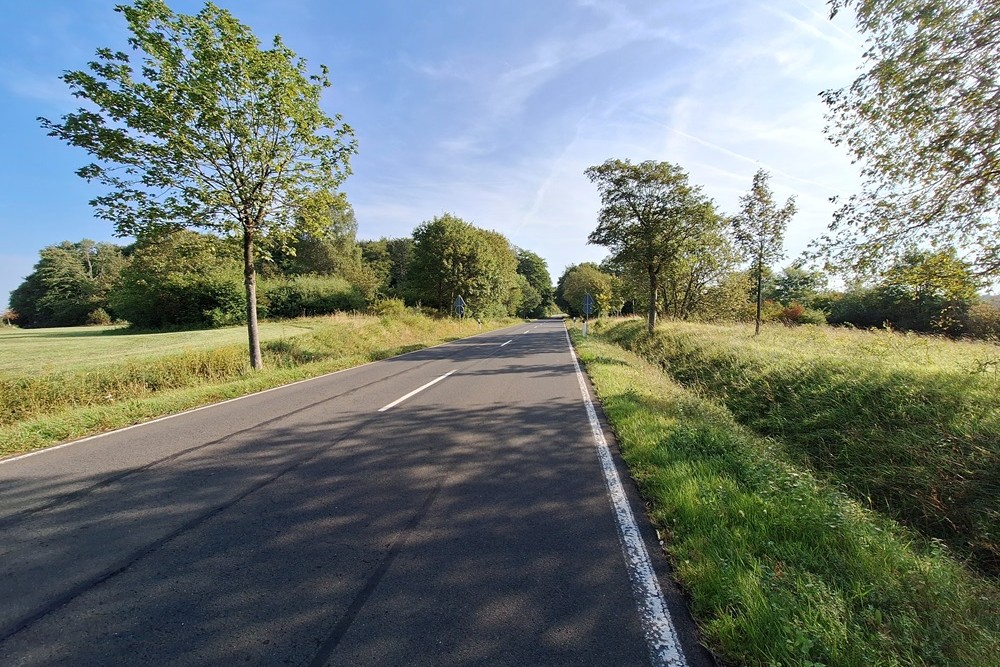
[0,0,865,308]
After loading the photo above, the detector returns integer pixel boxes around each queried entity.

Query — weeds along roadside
[0,313,510,457]
[570,327,999,666]
[598,318,1000,579]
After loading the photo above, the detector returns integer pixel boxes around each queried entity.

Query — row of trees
[10,211,555,330]
[550,155,998,340]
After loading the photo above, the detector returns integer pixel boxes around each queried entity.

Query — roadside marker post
[582,293,594,337]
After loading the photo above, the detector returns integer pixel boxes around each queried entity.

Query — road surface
[0,319,712,666]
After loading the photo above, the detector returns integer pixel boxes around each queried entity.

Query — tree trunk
[647,271,658,335]
[243,228,264,370]
[755,263,763,336]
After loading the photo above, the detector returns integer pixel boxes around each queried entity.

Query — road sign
[454,295,466,318]
[583,293,594,316]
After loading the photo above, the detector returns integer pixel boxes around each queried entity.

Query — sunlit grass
[572,326,999,666]
[595,318,1000,577]
[0,313,511,457]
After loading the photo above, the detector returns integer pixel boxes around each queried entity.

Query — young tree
[733,169,797,335]
[821,0,1000,277]
[39,0,356,368]
[586,159,719,334]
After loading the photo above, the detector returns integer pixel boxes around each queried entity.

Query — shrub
[260,275,366,319]
[368,298,407,317]
[778,302,828,326]
[965,301,1000,340]
[86,308,113,326]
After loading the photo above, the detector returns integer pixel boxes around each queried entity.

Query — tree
[556,263,615,318]
[110,230,245,328]
[767,265,828,308]
[407,214,518,317]
[586,159,719,334]
[821,0,1000,277]
[515,249,553,318]
[10,240,126,328]
[732,169,796,335]
[39,0,356,368]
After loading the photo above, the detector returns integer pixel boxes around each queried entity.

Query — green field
[572,322,999,666]
[0,313,511,457]
[0,321,315,374]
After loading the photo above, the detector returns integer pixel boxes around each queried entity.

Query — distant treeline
[554,251,1000,340]
[8,211,555,329]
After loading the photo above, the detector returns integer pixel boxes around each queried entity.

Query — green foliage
[367,298,407,318]
[359,237,415,299]
[821,0,1000,276]
[827,248,982,335]
[260,275,364,318]
[586,158,721,333]
[10,240,126,328]
[406,213,518,316]
[110,230,246,328]
[574,328,999,665]
[732,169,796,334]
[39,0,357,367]
[602,319,1000,576]
[965,301,1000,340]
[556,263,615,317]
[515,248,553,317]
[767,265,828,308]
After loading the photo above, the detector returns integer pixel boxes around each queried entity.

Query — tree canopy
[821,0,1000,276]
[407,214,518,317]
[39,0,356,367]
[586,159,719,333]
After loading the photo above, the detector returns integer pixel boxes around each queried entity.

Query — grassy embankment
[1,313,509,457]
[572,320,999,666]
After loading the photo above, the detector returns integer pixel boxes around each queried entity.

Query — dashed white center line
[377,370,455,412]
[500,340,513,347]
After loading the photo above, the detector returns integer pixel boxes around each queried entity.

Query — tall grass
[0,313,508,457]
[600,318,1000,578]
[573,327,999,666]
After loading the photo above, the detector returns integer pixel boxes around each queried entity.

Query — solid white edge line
[1,324,523,467]
[500,340,513,347]
[377,370,455,412]
[563,326,687,667]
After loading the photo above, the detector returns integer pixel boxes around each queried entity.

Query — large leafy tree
[586,159,719,334]
[515,249,553,318]
[10,240,126,328]
[39,0,356,368]
[821,0,1000,276]
[407,214,518,317]
[732,169,796,335]
[556,263,616,318]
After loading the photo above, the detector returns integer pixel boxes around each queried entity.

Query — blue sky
[0,0,863,307]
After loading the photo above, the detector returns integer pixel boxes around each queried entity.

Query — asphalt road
[0,319,713,666]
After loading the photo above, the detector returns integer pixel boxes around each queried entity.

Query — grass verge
[571,327,999,666]
[599,318,999,578]
[0,313,512,457]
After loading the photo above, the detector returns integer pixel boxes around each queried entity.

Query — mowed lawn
[0,321,315,374]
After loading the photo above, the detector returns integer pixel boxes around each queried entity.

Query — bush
[965,301,1000,340]
[368,298,407,317]
[86,308,113,326]
[260,275,366,319]
[778,302,828,326]
[112,271,246,329]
